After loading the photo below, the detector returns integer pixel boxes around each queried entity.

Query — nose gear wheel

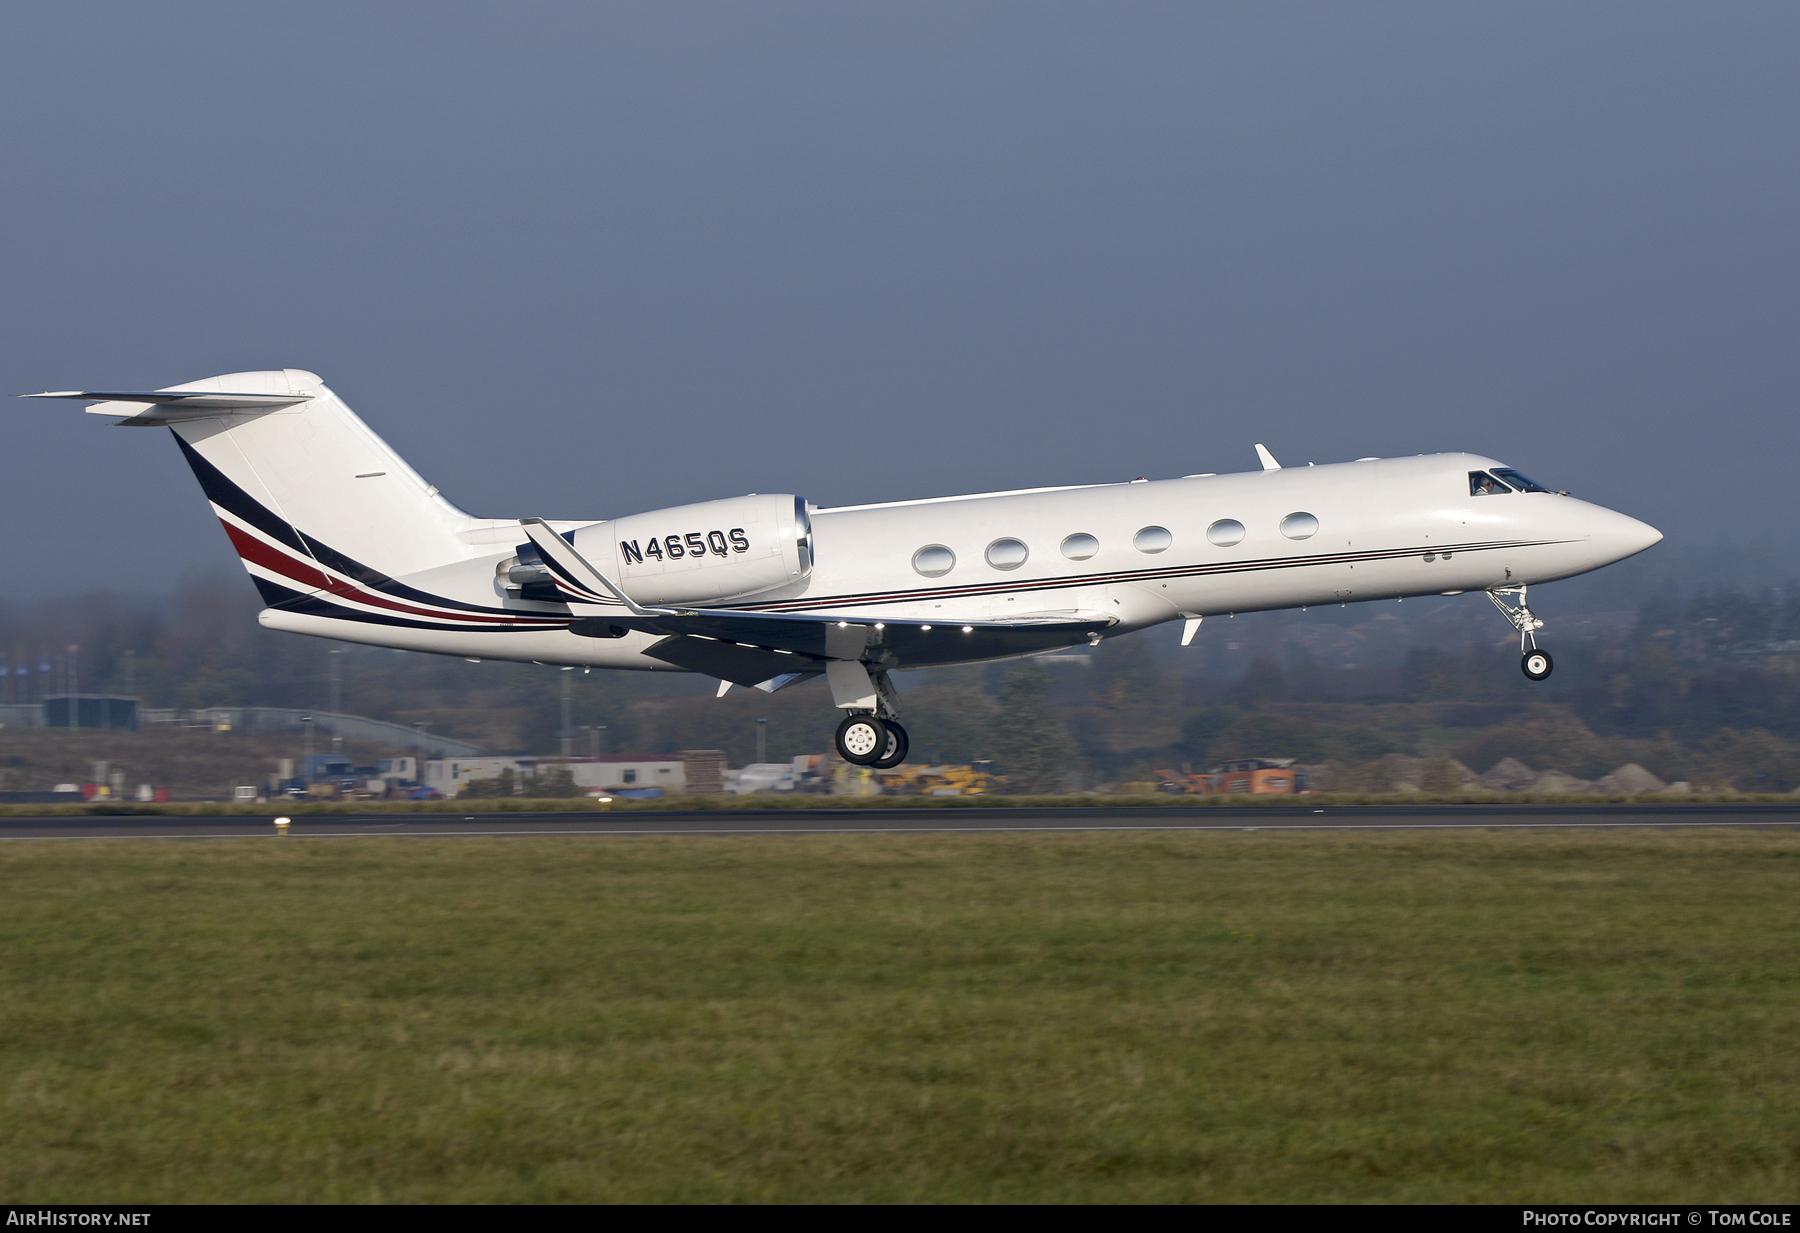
[1489,585,1553,681]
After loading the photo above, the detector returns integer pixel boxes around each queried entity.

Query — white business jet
[25,371,1661,767]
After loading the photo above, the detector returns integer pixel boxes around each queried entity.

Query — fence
[137,707,487,757]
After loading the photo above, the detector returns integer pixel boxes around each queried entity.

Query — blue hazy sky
[3,3,1796,596]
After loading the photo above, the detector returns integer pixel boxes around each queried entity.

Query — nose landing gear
[1488,585,1553,681]
[1522,648,1554,681]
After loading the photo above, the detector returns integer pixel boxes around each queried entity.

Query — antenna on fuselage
[1254,444,1281,471]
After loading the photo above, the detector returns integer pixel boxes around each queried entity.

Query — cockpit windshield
[1469,471,1512,496]
[1491,468,1551,493]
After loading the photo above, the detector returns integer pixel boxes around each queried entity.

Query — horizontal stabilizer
[21,389,312,424]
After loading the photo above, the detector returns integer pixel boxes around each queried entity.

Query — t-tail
[21,371,548,633]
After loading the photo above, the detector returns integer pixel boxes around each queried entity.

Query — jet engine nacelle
[573,494,813,606]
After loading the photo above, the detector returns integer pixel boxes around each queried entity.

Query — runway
[2,802,1798,840]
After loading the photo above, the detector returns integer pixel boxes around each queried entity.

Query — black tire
[1522,649,1553,681]
[835,714,889,765]
[871,721,910,769]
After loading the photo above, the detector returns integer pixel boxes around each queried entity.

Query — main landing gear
[1488,585,1553,681]
[835,713,910,768]
[827,659,910,767]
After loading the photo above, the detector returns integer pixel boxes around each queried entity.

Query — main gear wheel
[835,713,889,765]
[870,721,910,769]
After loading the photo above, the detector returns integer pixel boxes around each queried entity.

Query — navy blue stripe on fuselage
[290,529,528,617]
[171,429,558,620]
[272,589,571,633]
[173,432,311,556]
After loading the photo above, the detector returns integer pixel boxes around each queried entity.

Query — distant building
[42,695,139,730]
[303,753,359,781]
[679,750,726,795]
[427,751,727,797]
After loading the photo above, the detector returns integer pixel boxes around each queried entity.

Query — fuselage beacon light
[25,371,1661,768]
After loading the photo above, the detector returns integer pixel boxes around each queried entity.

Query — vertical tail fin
[20,369,483,605]
[28,372,587,639]
[158,370,477,604]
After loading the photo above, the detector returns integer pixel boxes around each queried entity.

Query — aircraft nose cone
[1590,506,1662,565]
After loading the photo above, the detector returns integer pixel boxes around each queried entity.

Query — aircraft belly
[256,608,683,669]
[1101,582,1183,629]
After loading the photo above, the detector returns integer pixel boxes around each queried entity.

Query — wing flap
[642,635,824,687]
[607,608,1111,665]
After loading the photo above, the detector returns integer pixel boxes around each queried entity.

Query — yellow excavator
[875,761,1003,796]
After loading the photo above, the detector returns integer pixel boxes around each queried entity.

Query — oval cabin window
[1207,519,1245,547]
[1061,533,1099,561]
[1280,512,1319,540]
[985,538,1029,570]
[1133,526,1172,554]
[912,545,956,577]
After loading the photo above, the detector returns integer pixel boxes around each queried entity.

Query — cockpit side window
[1491,468,1550,493]
[1469,470,1513,496]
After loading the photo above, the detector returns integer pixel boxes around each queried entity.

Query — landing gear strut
[1488,585,1553,681]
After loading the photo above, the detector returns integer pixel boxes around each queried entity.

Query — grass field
[2,831,1797,1203]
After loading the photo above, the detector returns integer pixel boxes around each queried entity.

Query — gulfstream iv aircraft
[28,370,1661,767]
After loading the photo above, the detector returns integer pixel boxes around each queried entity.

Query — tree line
[1,572,1794,792]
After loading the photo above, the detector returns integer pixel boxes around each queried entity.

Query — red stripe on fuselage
[218,517,557,628]
[222,520,333,591]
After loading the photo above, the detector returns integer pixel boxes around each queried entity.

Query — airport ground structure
[0,697,485,757]
[429,750,726,797]
[2,561,1797,799]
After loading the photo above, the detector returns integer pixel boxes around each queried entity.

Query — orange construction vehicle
[1155,758,1308,795]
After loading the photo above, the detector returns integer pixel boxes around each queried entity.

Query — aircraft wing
[619,607,1109,666]
[518,517,1112,685]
